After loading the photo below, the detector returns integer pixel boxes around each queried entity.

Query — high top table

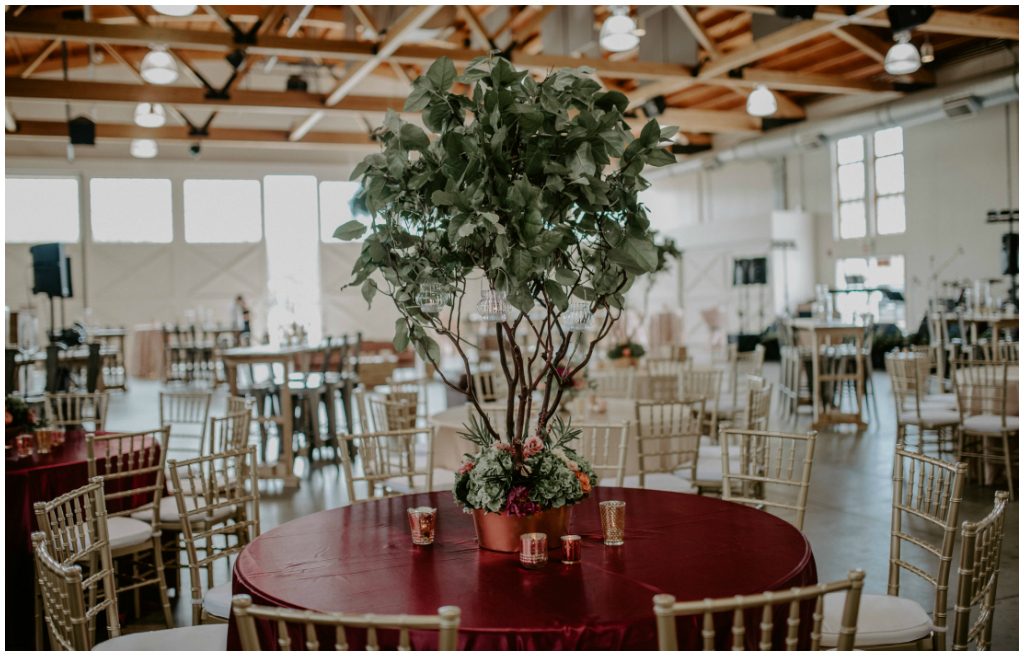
[228,488,816,650]
[789,319,868,430]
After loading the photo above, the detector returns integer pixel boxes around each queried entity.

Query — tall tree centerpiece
[337,55,677,549]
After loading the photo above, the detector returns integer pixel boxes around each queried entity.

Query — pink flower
[523,435,544,458]
[505,486,542,517]
[495,442,515,454]
[458,460,474,475]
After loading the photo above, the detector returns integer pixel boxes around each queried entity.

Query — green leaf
[639,118,661,147]
[594,90,628,113]
[404,82,432,112]
[431,190,459,206]
[414,334,441,364]
[425,56,457,93]
[543,280,568,311]
[608,236,659,274]
[659,125,680,140]
[393,319,410,352]
[645,148,676,167]
[399,123,430,151]
[361,278,377,306]
[333,220,367,241]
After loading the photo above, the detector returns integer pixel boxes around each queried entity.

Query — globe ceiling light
[151,4,197,17]
[133,102,167,128]
[599,6,640,53]
[130,138,159,159]
[140,47,179,85]
[745,84,778,118]
[884,32,921,76]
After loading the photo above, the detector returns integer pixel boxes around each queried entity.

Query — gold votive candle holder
[15,434,34,458]
[34,429,53,455]
[51,429,65,446]
[519,532,548,569]
[561,534,582,564]
[599,500,626,546]
[406,507,437,545]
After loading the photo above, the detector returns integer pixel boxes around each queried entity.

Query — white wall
[4,157,401,343]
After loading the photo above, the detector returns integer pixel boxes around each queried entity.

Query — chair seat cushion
[898,409,960,427]
[107,517,153,551]
[820,592,932,647]
[203,581,233,619]
[622,473,696,493]
[130,496,235,525]
[923,393,957,407]
[93,624,228,651]
[716,397,742,416]
[963,414,1019,434]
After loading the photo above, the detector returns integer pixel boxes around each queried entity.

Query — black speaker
[30,243,72,298]
[68,116,96,146]
[748,257,768,285]
[1002,233,1018,275]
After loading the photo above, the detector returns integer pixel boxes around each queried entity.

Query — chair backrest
[952,490,1010,650]
[168,447,261,624]
[339,427,435,502]
[889,446,967,649]
[33,534,100,651]
[719,428,817,531]
[574,422,629,487]
[727,344,766,404]
[652,570,865,650]
[43,391,109,431]
[357,390,419,433]
[680,368,723,403]
[227,395,252,415]
[159,390,213,458]
[885,351,930,422]
[86,427,170,524]
[983,340,1018,362]
[208,409,253,455]
[742,375,773,431]
[231,594,460,651]
[591,369,636,400]
[32,482,120,643]
[635,399,704,482]
[471,369,506,404]
[952,360,1010,425]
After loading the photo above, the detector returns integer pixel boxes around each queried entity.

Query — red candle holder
[406,507,437,545]
[519,532,548,569]
[15,434,34,458]
[560,534,582,564]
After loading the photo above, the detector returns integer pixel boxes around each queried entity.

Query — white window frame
[832,126,906,240]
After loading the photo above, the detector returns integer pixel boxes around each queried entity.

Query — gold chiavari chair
[168,447,261,625]
[207,409,253,455]
[983,340,1019,362]
[680,368,723,437]
[719,428,816,531]
[653,570,865,651]
[591,368,637,400]
[886,352,959,457]
[778,345,812,423]
[820,447,967,649]
[159,390,213,460]
[227,395,251,415]
[575,422,629,487]
[471,368,506,404]
[339,427,436,501]
[628,399,704,492]
[87,428,174,628]
[33,534,228,651]
[357,389,420,433]
[642,358,685,401]
[953,360,1018,500]
[32,482,120,648]
[43,391,110,432]
[231,594,461,651]
[952,490,1010,650]
[695,377,774,497]
[718,344,766,426]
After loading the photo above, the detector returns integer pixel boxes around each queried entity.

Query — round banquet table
[229,487,816,650]
[5,430,161,650]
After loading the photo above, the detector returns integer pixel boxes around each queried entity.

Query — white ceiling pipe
[651,68,1019,178]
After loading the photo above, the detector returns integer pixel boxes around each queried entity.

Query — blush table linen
[229,487,816,650]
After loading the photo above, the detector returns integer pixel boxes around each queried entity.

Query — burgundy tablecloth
[5,431,159,650]
[229,487,816,650]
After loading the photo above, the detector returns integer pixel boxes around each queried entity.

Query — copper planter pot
[472,506,573,553]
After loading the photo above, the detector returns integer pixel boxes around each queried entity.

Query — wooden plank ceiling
[4,4,1019,154]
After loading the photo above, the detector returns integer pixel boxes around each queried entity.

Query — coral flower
[523,435,544,458]
[458,460,474,475]
[576,471,591,493]
[5,410,12,425]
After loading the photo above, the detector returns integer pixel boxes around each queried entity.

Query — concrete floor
[102,364,1018,649]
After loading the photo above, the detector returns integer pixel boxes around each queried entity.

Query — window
[5,177,81,243]
[90,178,173,243]
[835,255,906,328]
[834,126,906,239]
[318,181,367,242]
[184,179,262,243]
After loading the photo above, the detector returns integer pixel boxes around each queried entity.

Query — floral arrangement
[453,417,597,515]
[6,395,41,435]
[607,341,646,360]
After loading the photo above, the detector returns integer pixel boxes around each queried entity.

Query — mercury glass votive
[561,535,582,564]
[51,429,65,447]
[519,532,548,569]
[561,300,593,332]
[34,429,52,455]
[599,500,626,546]
[415,283,449,315]
[406,507,437,545]
[476,289,509,323]
[15,434,34,458]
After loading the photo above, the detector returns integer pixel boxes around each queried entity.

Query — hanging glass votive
[477,289,509,322]
[562,301,593,333]
[415,283,450,314]
[527,304,548,322]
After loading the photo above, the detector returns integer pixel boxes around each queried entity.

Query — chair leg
[151,541,175,629]
[1001,433,1016,502]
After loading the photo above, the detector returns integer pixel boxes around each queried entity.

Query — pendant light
[919,38,935,64]
[884,31,921,76]
[130,138,159,159]
[133,102,166,128]
[745,84,777,118]
[600,6,641,53]
[151,5,197,17]
[140,46,179,85]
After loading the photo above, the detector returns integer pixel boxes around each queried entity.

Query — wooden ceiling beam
[832,25,890,64]
[17,38,59,77]
[672,5,720,58]
[458,5,495,49]
[6,119,378,149]
[627,108,761,134]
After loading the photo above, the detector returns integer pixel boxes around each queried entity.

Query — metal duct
[650,67,1019,178]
